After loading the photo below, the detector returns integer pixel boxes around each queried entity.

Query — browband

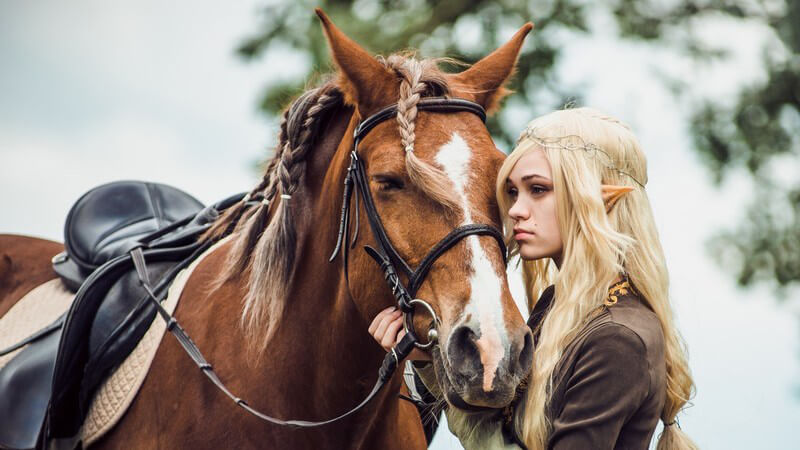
[354,98,487,143]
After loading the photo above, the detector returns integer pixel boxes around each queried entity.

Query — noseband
[329,97,507,349]
[130,97,507,428]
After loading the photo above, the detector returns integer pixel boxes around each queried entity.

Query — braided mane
[207,54,460,350]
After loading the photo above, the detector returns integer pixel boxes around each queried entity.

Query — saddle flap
[0,325,62,450]
[47,244,203,442]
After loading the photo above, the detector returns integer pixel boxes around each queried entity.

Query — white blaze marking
[435,133,507,392]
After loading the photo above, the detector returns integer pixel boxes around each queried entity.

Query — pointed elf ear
[601,185,634,213]
[451,22,534,113]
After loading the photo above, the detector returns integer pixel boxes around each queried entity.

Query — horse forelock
[382,54,465,214]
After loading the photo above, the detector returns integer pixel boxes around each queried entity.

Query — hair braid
[396,62,426,153]
[201,110,290,245]
[385,57,461,211]
[243,86,342,351]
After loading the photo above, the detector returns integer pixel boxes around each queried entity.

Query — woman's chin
[518,247,544,261]
[518,245,560,263]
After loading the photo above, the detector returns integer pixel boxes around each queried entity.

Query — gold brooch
[605,280,630,306]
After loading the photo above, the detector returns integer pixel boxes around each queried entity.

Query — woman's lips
[514,230,534,240]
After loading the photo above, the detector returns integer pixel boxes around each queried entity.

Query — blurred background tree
[238,0,799,295]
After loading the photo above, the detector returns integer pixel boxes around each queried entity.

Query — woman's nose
[508,199,528,221]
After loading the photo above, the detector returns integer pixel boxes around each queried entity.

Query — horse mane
[204,53,462,352]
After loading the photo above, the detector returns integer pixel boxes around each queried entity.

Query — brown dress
[516,280,667,449]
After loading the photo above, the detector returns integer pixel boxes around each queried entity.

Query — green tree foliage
[237,0,589,150]
[613,0,799,293]
[239,0,800,293]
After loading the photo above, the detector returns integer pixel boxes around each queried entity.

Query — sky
[1,1,798,449]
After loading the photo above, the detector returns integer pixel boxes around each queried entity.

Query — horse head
[314,10,534,410]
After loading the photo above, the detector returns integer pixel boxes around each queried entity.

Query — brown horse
[1,10,533,449]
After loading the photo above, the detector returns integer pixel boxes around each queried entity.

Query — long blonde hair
[495,107,696,449]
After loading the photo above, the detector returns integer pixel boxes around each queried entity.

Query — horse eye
[373,175,404,191]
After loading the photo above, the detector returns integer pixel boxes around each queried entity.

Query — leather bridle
[329,97,507,349]
[130,96,507,428]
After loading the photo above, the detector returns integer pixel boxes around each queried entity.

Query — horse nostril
[447,325,482,376]
[517,329,534,376]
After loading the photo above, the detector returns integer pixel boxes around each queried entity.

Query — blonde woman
[370,107,696,449]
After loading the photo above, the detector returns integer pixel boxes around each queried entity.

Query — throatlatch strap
[129,246,415,428]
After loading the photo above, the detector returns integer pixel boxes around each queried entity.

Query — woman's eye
[507,187,518,198]
[529,184,549,195]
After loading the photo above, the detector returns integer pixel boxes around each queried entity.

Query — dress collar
[526,276,634,339]
[527,285,555,345]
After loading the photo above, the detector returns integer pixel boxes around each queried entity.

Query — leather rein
[129,97,506,428]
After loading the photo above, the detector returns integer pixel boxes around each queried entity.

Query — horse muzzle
[435,320,533,409]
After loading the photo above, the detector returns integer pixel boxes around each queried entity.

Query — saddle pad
[79,237,228,445]
[0,279,75,369]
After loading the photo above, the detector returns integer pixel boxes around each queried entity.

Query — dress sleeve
[549,323,651,449]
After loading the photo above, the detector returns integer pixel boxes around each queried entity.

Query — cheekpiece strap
[364,245,413,312]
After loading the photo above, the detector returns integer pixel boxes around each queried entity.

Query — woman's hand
[368,306,432,361]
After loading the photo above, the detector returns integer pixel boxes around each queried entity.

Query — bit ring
[404,298,440,349]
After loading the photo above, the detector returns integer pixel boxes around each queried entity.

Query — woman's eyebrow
[521,174,551,182]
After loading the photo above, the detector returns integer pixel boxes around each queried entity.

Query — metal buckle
[51,251,68,264]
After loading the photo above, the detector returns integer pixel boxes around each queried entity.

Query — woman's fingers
[380,316,405,351]
[370,312,433,361]
[368,306,395,335]
[372,308,401,344]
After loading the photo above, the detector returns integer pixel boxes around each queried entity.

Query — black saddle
[0,180,242,450]
[52,180,206,292]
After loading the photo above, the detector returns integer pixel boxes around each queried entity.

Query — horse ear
[316,8,397,114]
[452,22,534,113]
